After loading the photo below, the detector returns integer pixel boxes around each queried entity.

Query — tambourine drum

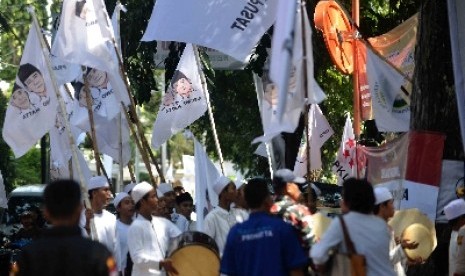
[168,231,220,276]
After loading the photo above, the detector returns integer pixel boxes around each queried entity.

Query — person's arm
[127,224,160,271]
[390,243,405,266]
[310,217,343,265]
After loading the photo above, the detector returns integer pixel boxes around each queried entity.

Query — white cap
[123,182,136,193]
[87,176,110,191]
[157,183,173,196]
[374,187,393,205]
[444,199,465,220]
[274,169,305,184]
[113,192,130,208]
[235,180,246,190]
[131,182,154,204]
[214,176,232,195]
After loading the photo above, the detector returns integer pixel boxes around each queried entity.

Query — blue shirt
[220,212,308,276]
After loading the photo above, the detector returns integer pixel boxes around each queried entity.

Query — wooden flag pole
[122,104,158,185]
[192,45,225,175]
[92,0,165,183]
[28,7,98,239]
[83,77,103,176]
[128,160,136,183]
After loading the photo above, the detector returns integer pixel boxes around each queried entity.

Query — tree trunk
[409,1,461,275]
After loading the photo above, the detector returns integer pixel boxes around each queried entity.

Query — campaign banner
[358,13,418,121]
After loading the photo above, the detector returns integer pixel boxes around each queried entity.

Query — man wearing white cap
[82,176,117,258]
[127,182,181,276]
[114,192,135,275]
[157,183,177,218]
[270,169,313,250]
[232,180,249,223]
[444,198,465,276]
[123,182,136,194]
[203,175,240,255]
[374,187,420,276]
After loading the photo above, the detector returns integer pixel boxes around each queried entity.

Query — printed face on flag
[2,23,58,158]
[86,68,108,89]
[151,44,207,149]
[18,63,47,98]
[10,84,32,111]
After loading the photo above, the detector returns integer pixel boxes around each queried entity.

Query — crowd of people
[7,169,465,276]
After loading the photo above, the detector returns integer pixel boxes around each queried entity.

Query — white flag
[332,114,357,185]
[141,0,278,63]
[111,3,127,56]
[293,104,333,176]
[269,0,298,122]
[151,44,207,149]
[94,114,131,166]
[50,146,92,183]
[52,0,130,106]
[2,23,58,158]
[366,48,410,132]
[50,86,81,169]
[194,137,220,231]
[254,3,311,144]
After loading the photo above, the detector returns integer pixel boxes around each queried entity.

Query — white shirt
[128,215,181,276]
[233,207,249,223]
[203,206,241,255]
[310,212,395,276]
[450,230,459,276]
[80,209,117,255]
[389,228,407,276]
[173,214,197,232]
[116,220,131,273]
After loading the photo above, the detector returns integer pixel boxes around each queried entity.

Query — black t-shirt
[15,226,116,276]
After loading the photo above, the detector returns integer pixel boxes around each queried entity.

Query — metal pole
[352,0,361,139]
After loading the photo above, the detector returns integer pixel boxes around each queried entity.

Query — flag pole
[83,77,103,177]
[28,7,98,239]
[118,113,124,191]
[352,0,361,139]
[192,45,225,175]
[300,1,317,209]
[128,160,136,183]
[121,103,158,185]
[93,0,165,183]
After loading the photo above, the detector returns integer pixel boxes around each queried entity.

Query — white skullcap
[235,180,246,190]
[157,183,173,196]
[131,182,154,204]
[123,182,136,193]
[87,176,110,191]
[113,192,130,208]
[374,187,393,205]
[274,169,305,184]
[444,199,465,220]
[157,189,164,198]
[214,176,232,195]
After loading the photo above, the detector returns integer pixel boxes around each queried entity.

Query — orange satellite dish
[314,0,355,74]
